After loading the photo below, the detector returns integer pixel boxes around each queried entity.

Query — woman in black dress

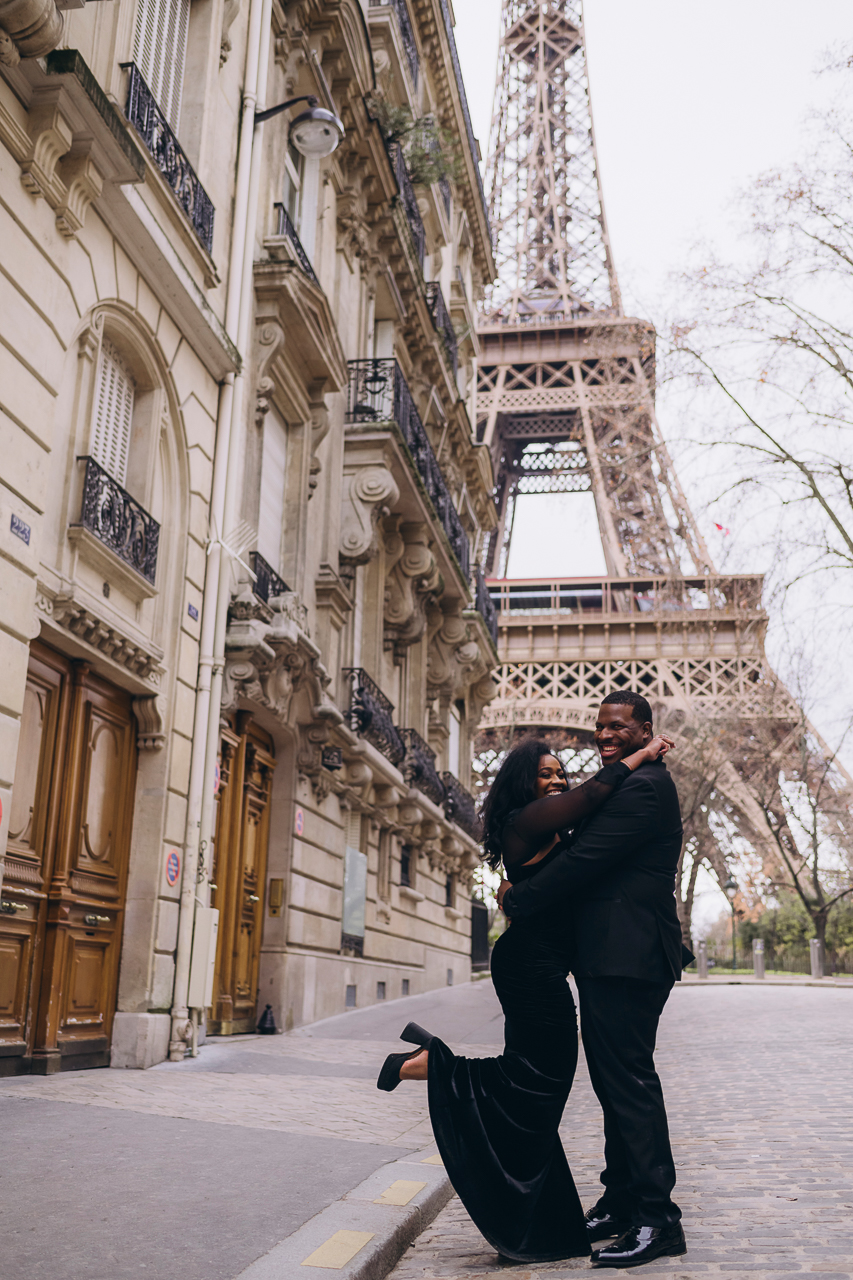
[376,734,672,1262]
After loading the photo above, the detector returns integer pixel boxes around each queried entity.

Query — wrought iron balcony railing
[76,456,160,584]
[487,574,766,620]
[400,728,445,806]
[385,139,426,268]
[442,772,480,840]
[273,203,319,285]
[369,0,419,88]
[437,0,490,240]
[473,564,498,645]
[345,359,470,580]
[121,63,215,254]
[425,282,458,375]
[342,668,406,766]
[249,551,290,605]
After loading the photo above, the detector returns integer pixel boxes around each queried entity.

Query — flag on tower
[714,522,731,536]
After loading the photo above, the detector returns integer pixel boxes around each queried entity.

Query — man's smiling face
[594,703,653,763]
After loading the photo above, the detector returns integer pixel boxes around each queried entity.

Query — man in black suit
[499,692,687,1268]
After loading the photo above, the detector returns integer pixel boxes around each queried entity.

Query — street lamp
[724,873,739,973]
[255,94,344,157]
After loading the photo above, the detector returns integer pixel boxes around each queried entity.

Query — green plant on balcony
[369,97,461,186]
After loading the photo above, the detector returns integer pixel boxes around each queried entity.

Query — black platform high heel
[376,1022,435,1092]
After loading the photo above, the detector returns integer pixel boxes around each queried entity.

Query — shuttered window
[342,811,367,941]
[257,408,287,573]
[92,339,135,485]
[132,0,191,131]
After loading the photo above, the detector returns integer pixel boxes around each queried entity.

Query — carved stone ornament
[37,585,164,685]
[427,600,483,700]
[133,694,166,751]
[224,589,340,802]
[340,464,400,565]
[383,518,441,653]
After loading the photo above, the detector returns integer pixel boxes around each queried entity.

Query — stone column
[752,938,765,980]
[809,938,823,979]
[697,939,708,980]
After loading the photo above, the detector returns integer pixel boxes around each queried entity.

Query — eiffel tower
[475,0,853,945]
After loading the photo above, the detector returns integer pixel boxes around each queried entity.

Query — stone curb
[679,976,853,988]
[234,1146,452,1280]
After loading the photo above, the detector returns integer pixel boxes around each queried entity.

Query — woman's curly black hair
[480,738,565,871]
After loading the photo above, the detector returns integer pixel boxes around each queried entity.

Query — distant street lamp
[724,874,739,973]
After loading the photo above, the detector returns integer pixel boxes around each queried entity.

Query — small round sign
[294,806,304,837]
[165,849,181,887]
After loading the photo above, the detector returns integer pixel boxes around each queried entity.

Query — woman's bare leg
[399,1048,429,1081]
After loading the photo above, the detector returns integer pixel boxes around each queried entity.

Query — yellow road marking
[374,1179,427,1206]
[421,1154,443,1165]
[301,1231,375,1268]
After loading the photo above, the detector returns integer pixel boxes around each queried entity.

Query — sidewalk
[0,983,493,1280]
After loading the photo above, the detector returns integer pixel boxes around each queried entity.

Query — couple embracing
[377,691,691,1269]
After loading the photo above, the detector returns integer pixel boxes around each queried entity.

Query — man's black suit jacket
[502,758,684,984]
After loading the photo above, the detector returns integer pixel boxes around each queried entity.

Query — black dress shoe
[376,1046,428,1092]
[584,1208,632,1243]
[592,1223,686,1268]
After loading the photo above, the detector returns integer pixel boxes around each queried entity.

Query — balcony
[487,575,766,620]
[473,564,498,645]
[401,728,445,806]
[346,359,470,580]
[273,203,319,286]
[249,551,290,605]
[342,668,406,766]
[425,282,458,376]
[121,63,215,254]
[369,0,419,88]
[442,772,480,840]
[76,456,160,584]
[385,139,425,268]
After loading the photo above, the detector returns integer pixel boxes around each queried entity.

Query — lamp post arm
[255,93,318,124]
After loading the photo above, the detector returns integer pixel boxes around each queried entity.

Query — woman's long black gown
[424,763,631,1263]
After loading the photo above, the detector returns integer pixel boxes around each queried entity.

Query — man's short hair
[600,690,653,726]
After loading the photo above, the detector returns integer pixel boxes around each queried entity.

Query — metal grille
[385,139,425,267]
[249,551,290,604]
[425,282,458,375]
[342,668,406,766]
[345,359,470,580]
[401,728,445,805]
[442,772,480,840]
[76,456,160,583]
[122,62,215,253]
[274,203,319,285]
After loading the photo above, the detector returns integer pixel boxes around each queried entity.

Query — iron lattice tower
[476,0,853,939]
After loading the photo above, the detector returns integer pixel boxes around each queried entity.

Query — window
[445,875,454,908]
[282,142,304,226]
[402,979,410,997]
[342,811,367,952]
[376,981,386,1001]
[448,703,461,778]
[132,0,191,130]
[400,845,412,887]
[446,968,454,986]
[345,984,357,1008]
[92,339,135,485]
[257,407,287,574]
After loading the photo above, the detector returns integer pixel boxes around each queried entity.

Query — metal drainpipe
[168,0,269,1062]
[194,0,274,947]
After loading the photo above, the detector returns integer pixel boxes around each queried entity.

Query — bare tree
[665,60,853,602]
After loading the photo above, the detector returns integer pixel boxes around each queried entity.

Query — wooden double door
[208,715,274,1035]
[0,642,137,1074]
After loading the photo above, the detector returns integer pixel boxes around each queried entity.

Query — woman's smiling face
[534,753,568,799]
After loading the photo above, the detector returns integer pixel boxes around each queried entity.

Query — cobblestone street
[0,980,850,1278]
[390,983,853,1280]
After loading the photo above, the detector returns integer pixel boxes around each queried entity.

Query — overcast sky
[455,3,853,929]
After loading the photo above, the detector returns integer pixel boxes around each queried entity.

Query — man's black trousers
[576,975,680,1227]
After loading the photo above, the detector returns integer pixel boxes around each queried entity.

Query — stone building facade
[0,0,496,1071]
